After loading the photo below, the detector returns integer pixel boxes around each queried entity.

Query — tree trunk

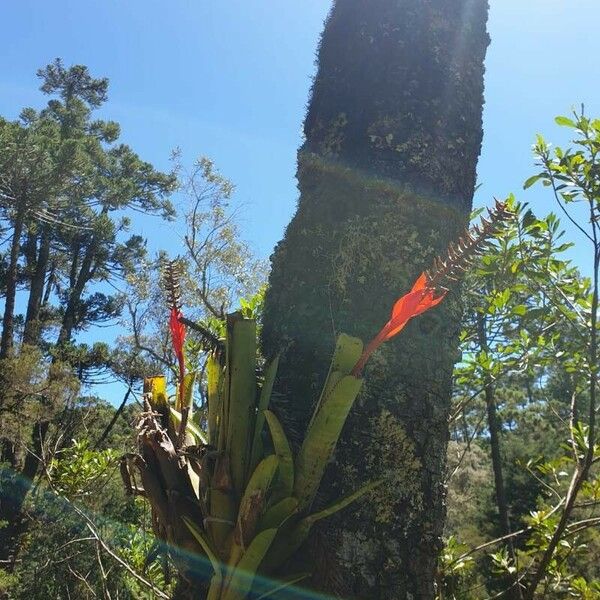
[0,199,26,359]
[23,228,51,346]
[57,243,94,345]
[477,315,511,537]
[41,261,55,307]
[477,314,522,599]
[261,1,489,597]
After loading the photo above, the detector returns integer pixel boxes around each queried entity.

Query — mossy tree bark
[262,1,490,597]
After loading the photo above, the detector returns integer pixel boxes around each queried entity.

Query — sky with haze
[1,0,599,402]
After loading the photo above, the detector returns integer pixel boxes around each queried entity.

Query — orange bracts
[169,307,186,404]
[351,273,446,376]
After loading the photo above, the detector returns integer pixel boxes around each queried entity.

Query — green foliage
[0,60,260,599]
[238,286,266,321]
[49,439,118,499]
[120,157,266,408]
[444,111,600,599]
[437,536,477,599]
[0,345,80,448]
[5,426,172,599]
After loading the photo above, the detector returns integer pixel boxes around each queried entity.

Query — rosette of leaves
[124,310,376,599]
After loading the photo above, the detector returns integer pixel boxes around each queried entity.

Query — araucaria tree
[0,59,176,564]
[262,1,490,597]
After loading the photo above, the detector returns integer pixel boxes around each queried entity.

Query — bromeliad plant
[122,201,513,599]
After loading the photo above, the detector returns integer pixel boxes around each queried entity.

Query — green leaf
[511,304,526,317]
[222,528,278,600]
[249,355,280,476]
[254,572,311,599]
[294,375,363,511]
[306,334,363,431]
[260,438,375,574]
[523,174,544,189]
[239,455,280,518]
[235,455,279,558]
[226,315,258,495]
[328,333,364,375]
[555,115,576,128]
[182,516,222,582]
[302,480,381,525]
[257,497,298,532]
[207,354,223,447]
[260,520,312,575]
[145,376,167,408]
[258,480,375,577]
[176,370,196,412]
[169,406,208,444]
[209,485,236,556]
[264,410,294,502]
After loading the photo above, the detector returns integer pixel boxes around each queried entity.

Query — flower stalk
[164,261,187,407]
[351,200,515,376]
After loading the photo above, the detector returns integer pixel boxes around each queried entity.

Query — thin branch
[94,383,133,449]
[447,500,565,569]
[544,159,594,244]
[69,504,170,599]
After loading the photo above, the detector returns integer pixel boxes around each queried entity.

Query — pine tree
[261,1,490,596]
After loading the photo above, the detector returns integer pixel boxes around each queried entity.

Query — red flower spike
[169,307,186,405]
[351,273,446,376]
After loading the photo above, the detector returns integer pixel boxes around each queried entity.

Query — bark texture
[261,1,490,597]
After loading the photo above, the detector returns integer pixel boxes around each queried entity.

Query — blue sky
[2,0,599,402]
